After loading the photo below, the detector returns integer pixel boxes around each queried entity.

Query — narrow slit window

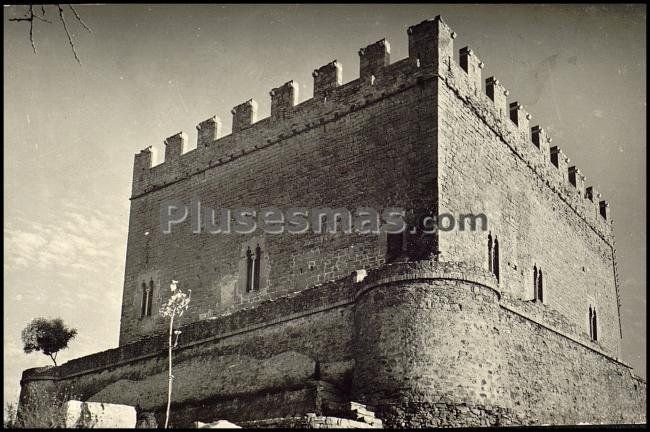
[253,245,262,291]
[387,232,405,263]
[140,282,147,317]
[493,238,500,282]
[147,280,154,316]
[533,266,544,303]
[590,307,598,342]
[488,233,493,273]
[246,247,254,293]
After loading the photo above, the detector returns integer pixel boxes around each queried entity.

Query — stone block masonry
[20,262,645,426]
[433,18,621,357]
[122,37,440,344]
[20,15,645,427]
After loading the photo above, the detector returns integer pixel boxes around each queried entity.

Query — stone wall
[121,16,622,365]
[21,261,645,427]
[24,276,356,427]
[499,303,646,425]
[351,270,511,427]
[120,53,439,344]
[239,414,380,429]
[433,18,621,356]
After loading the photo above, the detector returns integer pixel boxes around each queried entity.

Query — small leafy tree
[159,280,191,429]
[21,317,77,366]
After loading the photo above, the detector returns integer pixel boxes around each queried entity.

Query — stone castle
[20,16,646,427]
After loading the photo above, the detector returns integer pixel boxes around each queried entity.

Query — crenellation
[531,125,550,152]
[129,57,429,202]
[459,46,484,91]
[163,131,188,163]
[270,80,299,119]
[129,21,613,246]
[134,146,154,171]
[509,102,532,140]
[231,99,258,132]
[407,16,455,68]
[485,76,509,117]
[131,147,155,196]
[312,60,342,99]
[568,166,586,195]
[196,116,222,148]
[585,186,603,222]
[550,146,569,182]
[530,125,551,169]
[585,186,600,203]
[599,200,610,221]
[359,39,391,79]
[441,37,612,244]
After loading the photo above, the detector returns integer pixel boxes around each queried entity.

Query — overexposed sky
[3,4,646,405]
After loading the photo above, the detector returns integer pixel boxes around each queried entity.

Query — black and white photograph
[3,3,646,428]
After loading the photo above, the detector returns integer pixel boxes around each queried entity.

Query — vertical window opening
[590,307,598,342]
[493,238,500,282]
[387,231,406,263]
[246,247,254,293]
[253,245,262,291]
[488,233,493,273]
[141,282,147,317]
[533,266,544,303]
[147,280,154,316]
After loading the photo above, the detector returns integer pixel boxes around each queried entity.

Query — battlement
[435,30,614,235]
[196,116,222,148]
[359,39,390,79]
[130,15,613,239]
[270,81,299,119]
[459,46,484,91]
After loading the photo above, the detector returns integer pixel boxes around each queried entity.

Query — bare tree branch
[9,5,37,53]
[57,4,80,64]
[28,5,35,53]
[9,4,91,63]
[34,14,52,24]
[68,4,92,34]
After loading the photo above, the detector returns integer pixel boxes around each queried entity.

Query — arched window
[533,265,538,299]
[253,245,262,291]
[246,247,254,292]
[493,238,500,282]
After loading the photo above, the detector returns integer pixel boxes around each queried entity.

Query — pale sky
[3,4,646,406]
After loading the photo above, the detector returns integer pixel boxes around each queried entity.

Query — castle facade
[20,16,646,427]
